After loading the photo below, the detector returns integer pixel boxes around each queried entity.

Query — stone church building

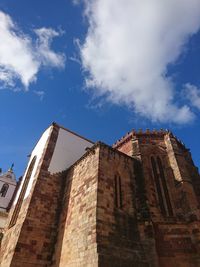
[0,122,200,267]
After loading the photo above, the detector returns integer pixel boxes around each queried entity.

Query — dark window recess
[157,157,173,216]
[114,175,123,209]
[0,183,9,197]
[151,157,166,216]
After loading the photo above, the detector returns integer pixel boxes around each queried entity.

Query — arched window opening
[151,157,166,216]
[0,183,9,197]
[157,157,173,216]
[114,175,123,209]
[9,156,37,228]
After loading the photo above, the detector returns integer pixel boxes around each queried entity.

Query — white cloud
[79,0,200,123]
[35,28,65,68]
[184,83,200,110]
[33,90,45,101]
[0,11,65,90]
[0,66,15,87]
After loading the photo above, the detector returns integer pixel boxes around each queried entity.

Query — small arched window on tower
[114,174,123,209]
[9,156,37,228]
[0,183,9,197]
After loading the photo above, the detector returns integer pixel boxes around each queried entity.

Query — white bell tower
[0,165,17,231]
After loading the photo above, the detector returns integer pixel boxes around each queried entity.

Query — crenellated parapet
[113,129,167,149]
[113,128,187,150]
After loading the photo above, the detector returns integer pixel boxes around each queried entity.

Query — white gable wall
[48,128,94,174]
[14,125,52,204]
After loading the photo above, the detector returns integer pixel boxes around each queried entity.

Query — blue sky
[0,0,200,177]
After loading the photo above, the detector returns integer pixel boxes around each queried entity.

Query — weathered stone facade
[0,125,200,267]
[114,130,200,267]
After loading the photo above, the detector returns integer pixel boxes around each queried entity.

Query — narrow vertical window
[118,175,122,208]
[114,175,123,209]
[0,183,9,197]
[157,157,173,216]
[114,175,118,208]
[151,157,166,216]
[9,156,36,227]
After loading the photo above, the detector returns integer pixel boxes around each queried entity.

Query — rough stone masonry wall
[153,221,200,267]
[136,135,169,221]
[164,134,200,221]
[96,144,155,267]
[0,124,60,267]
[10,170,65,267]
[131,134,200,267]
[51,146,100,267]
[114,131,200,267]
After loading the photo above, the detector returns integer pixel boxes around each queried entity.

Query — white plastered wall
[48,128,94,174]
[0,178,16,211]
[13,126,52,204]
[0,184,16,211]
